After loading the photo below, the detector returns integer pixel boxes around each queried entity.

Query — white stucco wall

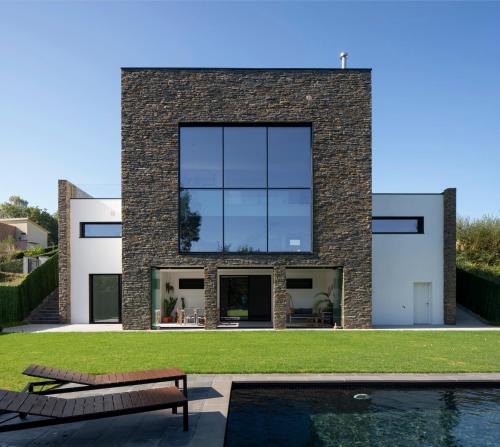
[70,199,122,323]
[372,194,444,325]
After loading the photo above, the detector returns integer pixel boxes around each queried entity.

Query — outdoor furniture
[289,308,320,326]
[0,386,188,432]
[184,308,198,325]
[195,308,205,326]
[22,364,187,396]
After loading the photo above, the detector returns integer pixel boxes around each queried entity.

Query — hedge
[457,267,500,324]
[0,253,58,324]
[0,258,23,273]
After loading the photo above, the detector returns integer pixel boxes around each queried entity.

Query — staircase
[26,288,60,324]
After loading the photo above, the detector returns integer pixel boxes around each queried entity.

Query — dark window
[286,278,313,289]
[372,217,424,234]
[90,274,121,323]
[81,223,122,238]
[179,278,204,289]
[180,127,222,187]
[179,124,312,253]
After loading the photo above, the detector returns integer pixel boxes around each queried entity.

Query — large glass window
[268,190,311,252]
[180,127,222,187]
[179,189,222,252]
[179,125,312,253]
[224,190,267,252]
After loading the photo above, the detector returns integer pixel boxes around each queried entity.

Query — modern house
[0,217,49,250]
[58,67,456,330]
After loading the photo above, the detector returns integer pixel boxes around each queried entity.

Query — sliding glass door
[90,274,121,323]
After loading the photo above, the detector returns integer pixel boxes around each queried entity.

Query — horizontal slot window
[80,223,122,238]
[372,217,424,234]
[286,278,313,289]
[179,278,205,289]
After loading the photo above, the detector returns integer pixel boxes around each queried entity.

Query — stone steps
[27,288,60,324]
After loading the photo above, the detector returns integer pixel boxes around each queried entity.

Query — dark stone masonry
[443,188,457,324]
[121,68,373,330]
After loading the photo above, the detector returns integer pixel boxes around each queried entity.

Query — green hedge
[0,258,23,273]
[0,253,58,324]
[457,267,500,323]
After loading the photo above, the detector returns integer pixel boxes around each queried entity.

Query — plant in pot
[162,281,177,323]
[162,297,178,323]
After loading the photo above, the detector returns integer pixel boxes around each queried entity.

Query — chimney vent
[340,52,348,69]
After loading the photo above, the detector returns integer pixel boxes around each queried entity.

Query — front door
[414,282,432,324]
[90,274,122,323]
[220,275,271,321]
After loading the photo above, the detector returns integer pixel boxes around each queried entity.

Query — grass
[1,331,500,390]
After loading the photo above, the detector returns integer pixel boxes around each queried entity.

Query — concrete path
[1,373,499,446]
[3,306,497,333]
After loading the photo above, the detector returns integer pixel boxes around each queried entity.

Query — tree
[179,191,201,252]
[0,196,58,246]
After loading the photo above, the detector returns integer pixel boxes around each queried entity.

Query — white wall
[286,269,331,309]
[70,199,122,323]
[157,269,205,314]
[372,194,444,325]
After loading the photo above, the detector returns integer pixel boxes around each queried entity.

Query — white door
[414,282,432,324]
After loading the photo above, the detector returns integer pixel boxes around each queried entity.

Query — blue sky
[0,1,499,217]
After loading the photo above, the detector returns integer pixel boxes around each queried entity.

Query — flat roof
[121,67,371,72]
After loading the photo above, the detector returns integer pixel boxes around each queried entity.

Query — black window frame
[179,278,205,289]
[178,123,313,254]
[80,222,122,238]
[372,216,424,234]
[286,278,313,289]
[89,274,122,324]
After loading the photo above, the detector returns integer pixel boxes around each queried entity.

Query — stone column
[204,263,218,329]
[443,188,457,324]
[342,266,372,329]
[272,265,287,329]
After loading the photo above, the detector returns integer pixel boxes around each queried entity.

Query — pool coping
[189,373,500,446]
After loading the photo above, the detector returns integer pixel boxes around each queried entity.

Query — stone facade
[57,180,91,323]
[121,68,372,330]
[272,265,288,329]
[443,188,457,324]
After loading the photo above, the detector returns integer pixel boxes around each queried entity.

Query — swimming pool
[225,384,500,446]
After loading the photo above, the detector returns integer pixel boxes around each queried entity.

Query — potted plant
[162,297,178,323]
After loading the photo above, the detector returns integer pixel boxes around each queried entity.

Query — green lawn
[1,331,500,390]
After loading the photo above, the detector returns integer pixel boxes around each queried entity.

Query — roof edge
[121,67,371,72]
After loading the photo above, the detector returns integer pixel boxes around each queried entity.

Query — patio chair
[22,364,187,397]
[183,308,197,324]
[0,386,188,432]
[195,308,205,326]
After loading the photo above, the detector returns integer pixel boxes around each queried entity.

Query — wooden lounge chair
[0,386,188,432]
[22,364,187,397]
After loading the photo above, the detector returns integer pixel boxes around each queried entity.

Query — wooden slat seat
[0,386,188,432]
[22,365,187,396]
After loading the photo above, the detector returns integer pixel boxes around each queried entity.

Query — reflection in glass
[372,218,422,233]
[180,127,222,187]
[224,127,267,187]
[268,190,311,252]
[91,275,120,323]
[82,223,122,238]
[180,189,222,252]
[224,190,267,252]
[268,127,311,188]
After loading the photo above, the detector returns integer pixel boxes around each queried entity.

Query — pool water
[225,385,500,446]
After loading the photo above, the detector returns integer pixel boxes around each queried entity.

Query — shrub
[0,258,23,273]
[23,246,46,257]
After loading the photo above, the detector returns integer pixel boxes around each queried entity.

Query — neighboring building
[0,217,49,250]
[58,67,456,329]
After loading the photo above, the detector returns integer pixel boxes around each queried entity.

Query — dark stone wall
[443,188,457,324]
[57,180,92,323]
[121,68,372,330]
